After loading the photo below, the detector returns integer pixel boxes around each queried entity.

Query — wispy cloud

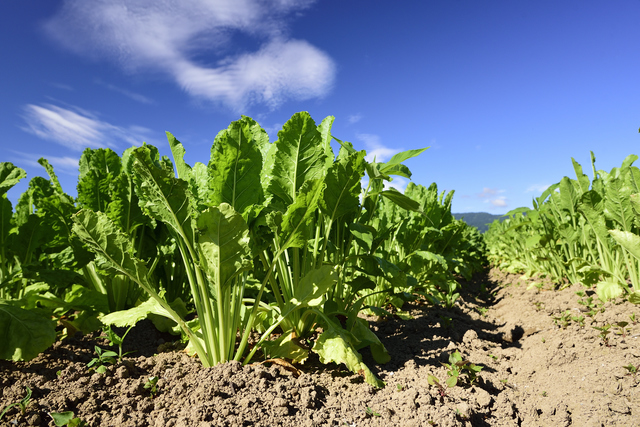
[21,103,154,151]
[51,83,73,91]
[95,79,154,104]
[478,187,508,208]
[348,113,363,124]
[8,150,80,175]
[43,0,335,112]
[356,133,399,163]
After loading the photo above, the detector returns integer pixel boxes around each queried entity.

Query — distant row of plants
[0,112,486,387]
[485,152,640,304]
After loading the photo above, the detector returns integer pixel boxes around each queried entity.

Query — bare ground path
[1,268,638,426]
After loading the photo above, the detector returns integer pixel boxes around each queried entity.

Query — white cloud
[478,187,507,208]
[356,133,400,163]
[21,103,154,151]
[489,197,507,207]
[43,0,335,111]
[526,184,551,193]
[348,113,363,124]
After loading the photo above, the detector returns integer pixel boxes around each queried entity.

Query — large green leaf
[129,146,196,249]
[265,112,328,208]
[72,210,156,294]
[101,297,188,329]
[571,157,591,194]
[313,319,385,388]
[77,148,123,213]
[279,179,324,249]
[379,147,428,176]
[610,229,640,262]
[208,117,267,214]
[0,301,56,361]
[604,175,635,231]
[290,265,338,308]
[197,204,252,290]
[0,197,12,254]
[0,163,27,197]
[375,189,421,212]
[320,150,365,221]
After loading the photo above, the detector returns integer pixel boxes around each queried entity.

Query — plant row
[0,112,486,387]
[485,152,640,304]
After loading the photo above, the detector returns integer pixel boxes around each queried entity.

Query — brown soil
[1,268,639,427]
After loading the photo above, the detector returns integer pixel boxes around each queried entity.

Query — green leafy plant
[50,411,86,427]
[593,324,612,347]
[427,374,447,397]
[441,351,483,387]
[87,345,117,373]
[144,376,159,398]
[103,324,135,361]
[623,363,638,377]
[629,313,638,325]
[364,407,381,417]
[552,310,572,329]
[0,386,32,421]
[571,314,585,327]
[614,321,630,338]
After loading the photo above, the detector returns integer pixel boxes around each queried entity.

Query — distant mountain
[453,212,506,233]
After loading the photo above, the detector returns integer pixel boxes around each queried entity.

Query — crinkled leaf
[313,320,384,388]
[261,331,309,364]
[596,280,624,302]
[265,112,328,208]
[101,297,188,328]
[0,163,27,197]
[350,317,390,364]
[129,146,196,248]
[291,266,338,308]
[208,117,266,213]
[320,150,365,220]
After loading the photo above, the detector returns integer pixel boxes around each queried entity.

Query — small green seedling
[614,321,630,338]
[396,384,405,392]
[0,386,32,421]
[442,351,483,387]
[51,411,87,427]
[541,391,548,397]
[476,307,488,317]
[103,324,135,362]
[629,313,638,325]
[593,325,612,347]
[427,374,447,397]
[87,345,118,373]
[623,364,638,377]
[144,376,159,398]
[552,310,572,329]
[489,354,497,360]
[532,301,544,311]
[571,315,585,328]
[364,407,381,417]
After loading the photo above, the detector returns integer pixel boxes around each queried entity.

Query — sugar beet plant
[485,152,640,304]
[72,112,433,387]
[3,112,486,388]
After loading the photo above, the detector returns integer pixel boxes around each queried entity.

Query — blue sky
[2,1,639,214]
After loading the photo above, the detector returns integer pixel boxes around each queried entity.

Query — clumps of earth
[1,268,638,426]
